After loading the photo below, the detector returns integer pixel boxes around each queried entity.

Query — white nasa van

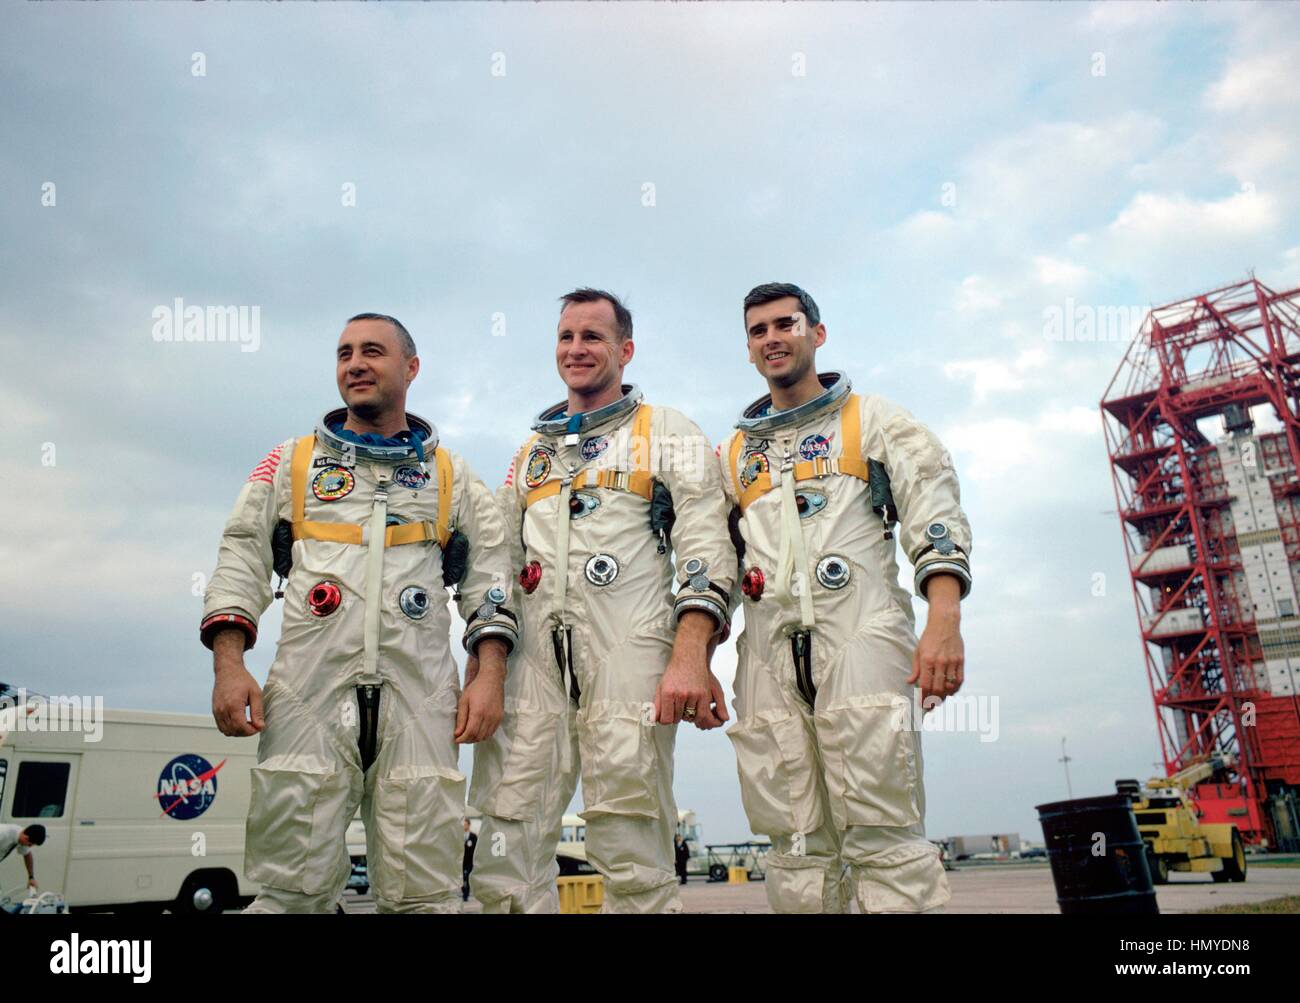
[0,698,260,913]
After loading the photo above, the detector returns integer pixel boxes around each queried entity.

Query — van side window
[13,761,71,818]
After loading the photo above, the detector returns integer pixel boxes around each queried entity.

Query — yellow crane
[1115,753,1247,884]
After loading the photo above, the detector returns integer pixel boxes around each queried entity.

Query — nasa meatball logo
[393,465,429,490]
[156,753,226,820]
[580,435,610,462]
[798,432,835,460]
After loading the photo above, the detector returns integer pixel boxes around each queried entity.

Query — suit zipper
[791,630,816,707]
[357,684,381,771]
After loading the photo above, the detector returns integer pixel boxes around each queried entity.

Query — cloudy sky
[3,1,1299,845]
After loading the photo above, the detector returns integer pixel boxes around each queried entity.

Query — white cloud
[1081,1,1168,31]
[944,404,1102,481]
[1107,188,1275,244]
[943,347,1048,403]
[1204,51,1300,113]
[1041,405,1102,436]
[896,209,959,246]
[944,359,1022,401]
[955,275,1003,315]
[944,417,1037,481]
[960,113,1167,227]
[1033,255,1091,290]
[1219,133,1297,181]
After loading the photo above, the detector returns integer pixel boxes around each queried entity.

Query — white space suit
[201,409,518,913]
[719,373,971,913]
[468,387,734,913]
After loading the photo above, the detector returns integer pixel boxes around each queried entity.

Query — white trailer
[1,704,260,913]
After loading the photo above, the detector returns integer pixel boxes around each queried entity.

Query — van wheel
[175,873,227,914]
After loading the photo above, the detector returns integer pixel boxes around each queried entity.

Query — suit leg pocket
[726,710,823,838]
[815,694,921,830]
[577,700,660,819]
[469,700,562,823]
[854,844,950,913]
[245,754,352,895]
[371,765,466,903]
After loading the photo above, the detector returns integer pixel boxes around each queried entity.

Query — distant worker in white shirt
[0,823,45,893]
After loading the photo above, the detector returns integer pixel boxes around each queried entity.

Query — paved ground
[939,861,1300,915]
[337,860,1300,914]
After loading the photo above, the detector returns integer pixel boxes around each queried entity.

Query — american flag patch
[247,445,284,485]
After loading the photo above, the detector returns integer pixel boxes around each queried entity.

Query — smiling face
[745,295,825,389]
[556,298,634,402]
[336,318,418,421]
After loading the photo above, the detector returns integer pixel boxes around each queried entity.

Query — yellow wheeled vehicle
[1115,753,1246,884]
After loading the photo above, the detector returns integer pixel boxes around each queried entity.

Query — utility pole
[1059,737,1074,798]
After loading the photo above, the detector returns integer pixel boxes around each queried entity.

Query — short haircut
[743,282,821,329]
[559,288,633,341]
[23,824,46,845]
[347,312,417,358]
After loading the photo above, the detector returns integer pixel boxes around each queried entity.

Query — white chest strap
[772,449,816,630]
[361,465,390,684]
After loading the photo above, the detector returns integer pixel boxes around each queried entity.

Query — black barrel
[1036,795,1159,915]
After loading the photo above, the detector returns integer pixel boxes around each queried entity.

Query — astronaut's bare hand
[656,612,715,724]
[456,657,504,744]
[691,670,729,731]
[212,662,265,737]
[464,654,480,688]
[655,653,710,726]
[909,599,964,712]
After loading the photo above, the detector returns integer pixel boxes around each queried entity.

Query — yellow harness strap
[524,404,655,509]
[432,445,454,546]
[289,433,453,548]
[733,394,869,513]
[728,431,765,511]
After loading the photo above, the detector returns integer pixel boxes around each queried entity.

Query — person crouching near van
[0,823,45,900]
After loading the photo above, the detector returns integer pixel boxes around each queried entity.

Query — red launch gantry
[1102,277,1300,851]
